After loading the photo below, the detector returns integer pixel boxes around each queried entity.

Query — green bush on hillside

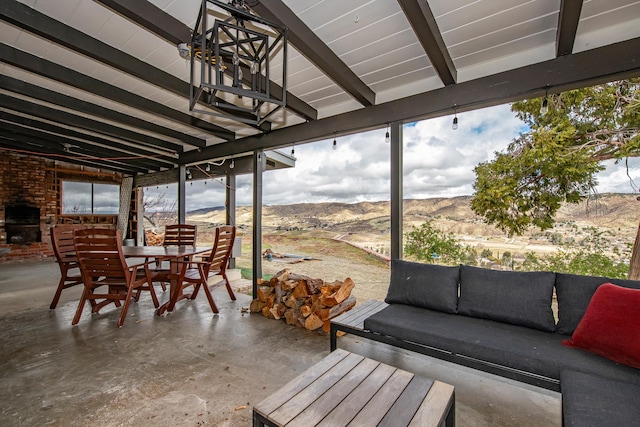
[406,219,629,278]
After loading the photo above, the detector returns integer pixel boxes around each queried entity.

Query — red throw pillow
[563,283,640,368]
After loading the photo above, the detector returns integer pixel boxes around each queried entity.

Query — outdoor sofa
[331,260,640,426]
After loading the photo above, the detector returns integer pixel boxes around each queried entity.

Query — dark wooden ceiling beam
[0,75,205,149]
[556,0,584,57]
[0,0,245,136]
[0,126,161,173]
[249,0,376,107]
[397,0,456,85]
[95,0,317,122]
[0,134,146,174]
[0,93,182,155]
[182,36,640,164]
[0,43,232,141]
[0,111,173,171]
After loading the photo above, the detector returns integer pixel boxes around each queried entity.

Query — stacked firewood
[145,230,163,246]
[250,268,356,333]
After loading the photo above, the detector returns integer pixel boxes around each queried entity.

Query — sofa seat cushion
[363,304,640,385]
[555,273,640,335]
[385,260,459,313]
[457,265,556,332]
[561,370,640,426]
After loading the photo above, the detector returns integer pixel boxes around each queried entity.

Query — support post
[390,121,403,261]
[178,164,186,224]
[226,173,237,269]
[252,150,266,298]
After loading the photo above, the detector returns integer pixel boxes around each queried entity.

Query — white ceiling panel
[341,28,420,67]
[94,15,139,51]
[285,0,372,31]
[66,0,111,36]
[27,0,83,23]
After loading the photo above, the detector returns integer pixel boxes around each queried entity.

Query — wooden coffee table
[253,349,455,427]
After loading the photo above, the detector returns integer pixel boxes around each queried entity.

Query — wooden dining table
[122,245,211,315]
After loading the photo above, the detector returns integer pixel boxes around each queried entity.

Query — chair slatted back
[51,225,83,263]
[49,224,85,309]
[203,225,235,275]
[163,224,197,247]
[74,228,130,283]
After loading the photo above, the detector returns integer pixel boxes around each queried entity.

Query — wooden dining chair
[167,225,236,313]
[72,228,159,327]
[49,225,85,309]
[163,224,197,247]
[154,224,197,291]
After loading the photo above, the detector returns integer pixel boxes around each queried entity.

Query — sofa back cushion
[385,259,459,313]
[457,265,556,332]
[555,273,640,335]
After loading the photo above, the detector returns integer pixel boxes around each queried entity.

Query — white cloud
[143,103,640,211]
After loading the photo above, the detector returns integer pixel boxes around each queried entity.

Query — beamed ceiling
[1,0,639,177]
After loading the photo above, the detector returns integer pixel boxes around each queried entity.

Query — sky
[144,103,640,211]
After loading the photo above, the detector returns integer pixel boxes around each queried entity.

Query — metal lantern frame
[189,0,288,126]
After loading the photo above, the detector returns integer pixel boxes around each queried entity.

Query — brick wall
[0,152,55,263]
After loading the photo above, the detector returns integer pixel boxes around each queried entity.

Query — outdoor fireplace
[5,205,41,244]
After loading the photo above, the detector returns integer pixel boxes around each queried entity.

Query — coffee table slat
[378,376,435,427]
[288,357,380,427]
[346,369,414,426]
[408,381,455,427]
[268,352,365,424]
[254,348,350,417]
[316,362,397,427]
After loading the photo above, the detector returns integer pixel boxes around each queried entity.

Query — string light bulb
[452,106,458,130]
[291,144,295,156]
[332,138,337,150]
[540,92,549,115]
[205,163,210,172]
[385,126,390,143]
[230,159,235,169]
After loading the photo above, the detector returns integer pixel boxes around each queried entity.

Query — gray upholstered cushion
[555,273,640,335]
[364,304,640,386]
[385,259,459,313]
[457,265,556,332]
[561,370,640,427]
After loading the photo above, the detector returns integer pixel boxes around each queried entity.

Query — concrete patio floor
[0,260,561,426]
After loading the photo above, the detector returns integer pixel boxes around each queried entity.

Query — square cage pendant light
[188,0,287,126]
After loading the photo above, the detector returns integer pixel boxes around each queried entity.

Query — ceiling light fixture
[187,0,288,126]
[452,106,458,130]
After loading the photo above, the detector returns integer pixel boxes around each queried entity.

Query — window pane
[62,181,91,214]
[93,184,120,214]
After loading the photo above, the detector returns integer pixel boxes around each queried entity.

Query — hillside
[185,193,639,262]
[188,194,638,235]
[184,194,639,298]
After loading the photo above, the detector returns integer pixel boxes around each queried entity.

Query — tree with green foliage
[471,79,640,278]
[404,220,471,265]
[515,248,628,279]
